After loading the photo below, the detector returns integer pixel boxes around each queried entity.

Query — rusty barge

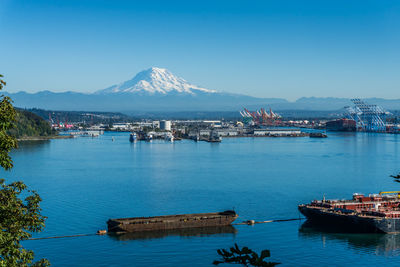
[299,192,400,233]
[107,210,238,233]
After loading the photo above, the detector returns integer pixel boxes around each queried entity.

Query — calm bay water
[4,132,400,266]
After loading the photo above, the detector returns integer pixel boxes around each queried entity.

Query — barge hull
[107,211,238,233]
[299,205,400,233]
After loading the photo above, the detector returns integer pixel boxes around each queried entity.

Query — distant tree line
[27,108,133,125]
[7,109,55,138]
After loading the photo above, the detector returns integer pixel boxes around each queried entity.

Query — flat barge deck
[107,210,238,233]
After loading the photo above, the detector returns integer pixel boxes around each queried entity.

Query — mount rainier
[6,67,286,112]
[96,67,216,95]
[5,67,400,112]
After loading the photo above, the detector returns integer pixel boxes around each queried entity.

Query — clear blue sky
[1,0,399,100]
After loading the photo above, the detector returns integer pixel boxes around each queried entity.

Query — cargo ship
[107,210,238,233]
[325,118,356,132]
[299,192,400,233]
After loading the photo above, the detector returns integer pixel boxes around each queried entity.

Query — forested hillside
[8,109,55,138]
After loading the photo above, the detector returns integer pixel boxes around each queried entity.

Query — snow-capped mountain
[4,66,290,112]
[97,67,217,95]
[11,66,400,112]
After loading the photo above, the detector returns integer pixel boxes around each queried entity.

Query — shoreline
[17,135,74,141]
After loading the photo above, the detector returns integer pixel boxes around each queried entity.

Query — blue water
[3,132,400,266]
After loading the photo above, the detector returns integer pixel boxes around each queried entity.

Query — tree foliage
[0,74,49,266]
[0,75,17,170]
[8,109,55,138]
[0,180,49,266]
[213,243,280,267]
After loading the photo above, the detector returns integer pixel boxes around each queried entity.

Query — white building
[199,129,211,136]
[137,122,153,127]
[112,123,133,131]
[160,120,172,131]
[215,129,239,136]
[152,121,160,128]
[203,120,222,128]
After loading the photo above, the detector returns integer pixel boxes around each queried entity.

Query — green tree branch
[0,74,49,266]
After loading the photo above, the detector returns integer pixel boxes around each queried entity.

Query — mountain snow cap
[98,67,216,95]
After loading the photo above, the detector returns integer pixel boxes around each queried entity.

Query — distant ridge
[4,67,400,112]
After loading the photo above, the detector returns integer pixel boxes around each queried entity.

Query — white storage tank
[160,120,172,131]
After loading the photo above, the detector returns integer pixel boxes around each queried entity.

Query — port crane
[240,107,281,125]
[345,99,389,132]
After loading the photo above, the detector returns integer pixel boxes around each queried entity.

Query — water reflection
[16,140,51,152]
[299,220,400,256]
[109,226,237,241]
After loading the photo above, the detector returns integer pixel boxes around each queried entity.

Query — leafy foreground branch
[213,243,280,266]
[0,180,49,267]
[0,74,49,266]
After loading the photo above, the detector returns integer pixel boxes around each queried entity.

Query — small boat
[146,133,153,142]
[107,210,238,233]
[165,133,174,142]
[207,132,222,142]
[309,132,327,138]
[129,133,137,142]
[207,136,222,143]
[97,229,107,235]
